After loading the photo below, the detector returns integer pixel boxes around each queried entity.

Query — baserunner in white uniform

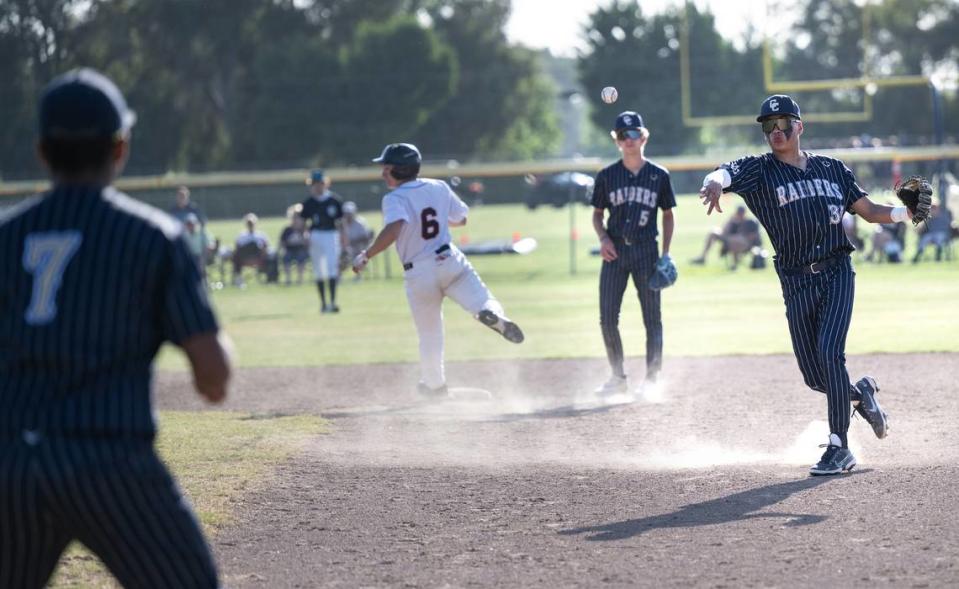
[352,143,524,397]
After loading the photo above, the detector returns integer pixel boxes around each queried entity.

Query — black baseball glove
[895,175,933,225]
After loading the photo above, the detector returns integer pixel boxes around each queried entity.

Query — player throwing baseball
[353,143,523,397]
[700,94,906,476]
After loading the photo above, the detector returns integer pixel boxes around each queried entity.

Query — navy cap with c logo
[39,68,136,139]
[756,95,801,122]
[613,111,645,130]
[310,169,326,183]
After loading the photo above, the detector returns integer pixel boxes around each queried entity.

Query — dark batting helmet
[372,143,422,165]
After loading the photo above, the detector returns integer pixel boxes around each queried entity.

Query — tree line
[1,0,956,180]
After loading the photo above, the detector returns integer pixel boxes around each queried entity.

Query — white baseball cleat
[594,375,628,396]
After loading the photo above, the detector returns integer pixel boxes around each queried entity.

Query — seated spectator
[233,213,270,286]
[279,205,310,285]
[690,206,762,269]
[340,201,374,278]
[912,204,954,263]
[168,185,207,227]
[866,221,906,263]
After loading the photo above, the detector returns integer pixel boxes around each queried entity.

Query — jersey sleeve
[590,170,609,209]
[840,161,868,212]
[382,193,410,225]
[658,171,677,209]
[448,184,469,223]
[161,234,219,345]
[720,155,761,195]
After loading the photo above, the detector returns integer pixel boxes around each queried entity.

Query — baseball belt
[403,244,450,271]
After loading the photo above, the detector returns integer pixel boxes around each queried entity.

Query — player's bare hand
[599,237,618,261]
[352,250,369,273]
[699,180,724,215]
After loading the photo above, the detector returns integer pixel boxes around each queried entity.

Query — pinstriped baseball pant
[599,241,663,379]
[0,435,218,589]
[780,256,855,438]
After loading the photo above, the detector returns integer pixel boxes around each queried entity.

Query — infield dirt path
[158,353,959,588]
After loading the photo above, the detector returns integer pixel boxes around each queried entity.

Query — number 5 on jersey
[22,231,83,325]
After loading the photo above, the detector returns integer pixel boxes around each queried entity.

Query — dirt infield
[157,353,959,587]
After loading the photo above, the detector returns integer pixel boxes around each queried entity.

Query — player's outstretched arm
[353,219,404,272]
[699,169,731,215]
[181,331,233,404]
[850,197,912,224]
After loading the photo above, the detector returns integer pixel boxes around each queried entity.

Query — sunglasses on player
[615,128,643,141]
[761,117,797,134]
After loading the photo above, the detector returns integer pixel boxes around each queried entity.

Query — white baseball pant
[403,245,503,389]
[310,229,340,280]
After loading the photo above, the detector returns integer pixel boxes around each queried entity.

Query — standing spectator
[232,212,269,286]
[341,201,374,278]
[168,185,207,227]
[299,170,347,313]
[183,212,212,279]
[279,205,310,285]
[0,67,230,588]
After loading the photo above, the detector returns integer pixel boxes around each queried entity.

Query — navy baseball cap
[39,68,136,139]
[372,143,422,166]
[310,169,326,183]
[756,94,801,122]
[613,111,644,130]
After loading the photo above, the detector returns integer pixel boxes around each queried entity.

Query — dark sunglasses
[616,128,643,141]
[761,117,796,134]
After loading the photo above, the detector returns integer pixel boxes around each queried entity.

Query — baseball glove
[895,175,933,225]
[648,255,678,291]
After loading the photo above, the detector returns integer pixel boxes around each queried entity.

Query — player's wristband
[890,206,908,223]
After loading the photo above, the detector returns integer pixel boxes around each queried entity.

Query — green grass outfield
[158,195,959,369]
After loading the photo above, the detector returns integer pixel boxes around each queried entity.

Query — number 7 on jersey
[22,231,83,325]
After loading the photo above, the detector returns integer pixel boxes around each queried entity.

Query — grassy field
[49,411,327,588]
[158,195,958,369]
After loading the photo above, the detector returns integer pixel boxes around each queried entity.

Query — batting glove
[352,250,369,273]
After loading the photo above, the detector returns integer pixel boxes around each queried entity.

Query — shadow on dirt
[559,471,872,541]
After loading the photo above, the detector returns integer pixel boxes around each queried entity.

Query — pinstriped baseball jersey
[719,152,867,269]
[591,160,676,244]
[0,185,218,436]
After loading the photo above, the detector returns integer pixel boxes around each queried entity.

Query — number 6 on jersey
[22,231,83,325]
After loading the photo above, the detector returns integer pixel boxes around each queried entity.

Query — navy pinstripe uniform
[0,69,221,588]
[719,152,869,445]
[593,160,677,382]
[0,187,220,588]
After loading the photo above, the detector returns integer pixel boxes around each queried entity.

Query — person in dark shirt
[168,184,207,227]
[280,204,310,285]
[300,170,348,312]
[0,68,231,588]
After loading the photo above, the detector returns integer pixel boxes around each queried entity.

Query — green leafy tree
[413,0,560,161]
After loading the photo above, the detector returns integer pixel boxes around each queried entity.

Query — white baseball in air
[601,86,618,104]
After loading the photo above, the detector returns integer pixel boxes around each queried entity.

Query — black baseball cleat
[809,434,857,476]
[417,382,449,399]
[477,309,524,343]
[853,376,888,439]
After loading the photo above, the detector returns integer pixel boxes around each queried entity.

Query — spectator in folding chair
[232,213,270,286]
